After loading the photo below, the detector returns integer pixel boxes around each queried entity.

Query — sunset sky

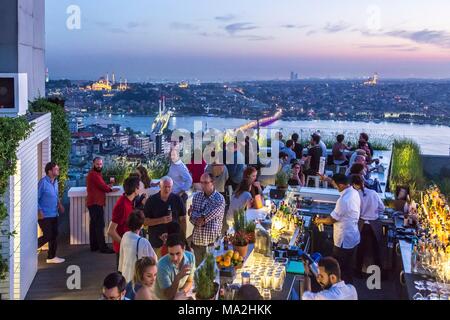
[46,0,450,81]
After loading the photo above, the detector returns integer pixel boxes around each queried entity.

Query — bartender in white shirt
[350,174,385,277]
[302,256,358,300]
[315,174,361,283]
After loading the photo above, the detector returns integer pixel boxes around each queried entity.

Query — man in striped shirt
[189,173,225,266]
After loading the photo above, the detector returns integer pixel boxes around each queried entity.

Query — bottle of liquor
[223,234,229,251]
[411,238,418,273]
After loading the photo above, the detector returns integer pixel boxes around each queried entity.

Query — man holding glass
[155,233,195,300]
[144,176,186,258]
[86,157,120,254]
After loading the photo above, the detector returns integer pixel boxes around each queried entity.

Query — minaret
[106,73,110,85]
[112,72,116,85]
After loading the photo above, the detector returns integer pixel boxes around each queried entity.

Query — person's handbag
[136,237,142,259]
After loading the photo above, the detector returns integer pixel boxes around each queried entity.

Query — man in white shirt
[350,174,385,277]
[315,174,361,283]
[302,256,358,300]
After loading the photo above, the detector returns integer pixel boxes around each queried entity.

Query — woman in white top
[350,174,385,276]
[225,179,253,232]
[119,210,157,283]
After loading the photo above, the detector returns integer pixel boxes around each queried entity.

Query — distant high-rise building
[45,68,49,83]
[290,71,299,81]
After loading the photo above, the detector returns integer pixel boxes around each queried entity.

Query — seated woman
[125,257,159,300]
[225,179,254,231]
[288,162,305,186]
[393,186,411,213]
[332,134,350,166]
[348,149,367,168]
[243,166,262,197]
[346,156,370,178]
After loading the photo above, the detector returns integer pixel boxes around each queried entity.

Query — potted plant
[275,170,289,190]
[245,221,256,244]
[194,253,219,300]
[232,208,249,257]
[231,231,249,258]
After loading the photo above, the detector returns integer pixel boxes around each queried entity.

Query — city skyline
[46,0,450,81]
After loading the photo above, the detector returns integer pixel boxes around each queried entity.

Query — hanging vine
[0,117,34,281]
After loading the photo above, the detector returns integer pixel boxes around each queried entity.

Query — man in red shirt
[86,157,119,254]
[107,176,140,268]
[186,149,206,191]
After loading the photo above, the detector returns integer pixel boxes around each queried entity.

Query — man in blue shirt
[225,142,245,191]
[282,140,297,164]
[38,162,65,264]
[155,233,195,300]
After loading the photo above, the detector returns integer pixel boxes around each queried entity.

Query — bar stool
[306,176,328,188]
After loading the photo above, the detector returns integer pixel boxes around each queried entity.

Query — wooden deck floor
[25,210,400,300]
[25,211,116,300]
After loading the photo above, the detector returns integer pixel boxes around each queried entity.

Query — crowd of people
[35,130,415,301]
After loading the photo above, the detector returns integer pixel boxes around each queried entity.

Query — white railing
[68,187,194,245]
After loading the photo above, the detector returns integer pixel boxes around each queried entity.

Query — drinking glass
[262,289,272,300]
[242,272,251,285]
[273,274,283,291]
[262,274,272,289]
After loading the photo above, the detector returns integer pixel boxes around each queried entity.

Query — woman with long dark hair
[243,166,262,197]
[136,166,151,189]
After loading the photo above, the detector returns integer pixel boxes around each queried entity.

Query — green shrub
[436,178,450,200]
[390,139,425,197]
[102,162,133,185]
[0,117,34,281]
[144,155,170,179]
[30,98,71,198]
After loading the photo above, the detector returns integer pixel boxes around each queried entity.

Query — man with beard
[302,256,358,300]
[87,157,119,253]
